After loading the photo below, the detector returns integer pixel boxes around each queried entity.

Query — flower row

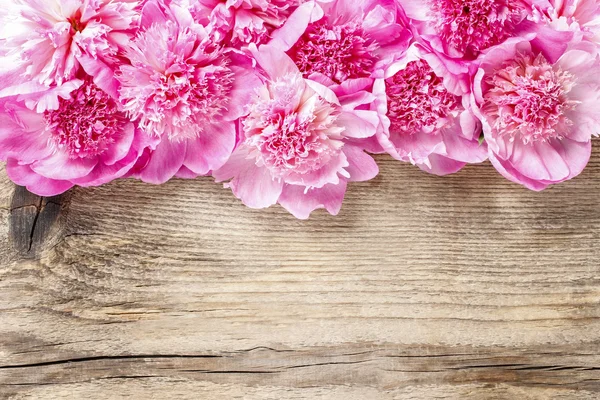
[0,0,599,218]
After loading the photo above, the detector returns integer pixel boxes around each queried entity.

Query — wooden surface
[0,147,599,400]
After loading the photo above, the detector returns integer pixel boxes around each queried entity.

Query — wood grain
[0,146,599,399]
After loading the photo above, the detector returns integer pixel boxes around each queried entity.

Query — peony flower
[373,43,488,175]
[270,0,412,86]
[473,37,600,190]
[0,0,139,100]
[213,45,380,218]
[192,0,317,49]
[0,78,152,196]
[398,0,535,59]
[118,0,262,184]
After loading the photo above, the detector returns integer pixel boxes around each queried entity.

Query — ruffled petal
[215,146,284,209]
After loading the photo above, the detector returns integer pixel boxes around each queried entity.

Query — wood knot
[9,186,71,258]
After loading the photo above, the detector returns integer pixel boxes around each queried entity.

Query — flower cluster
[1,0,599,218]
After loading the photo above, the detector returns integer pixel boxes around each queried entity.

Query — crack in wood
[0,355,224,370]
[2,353,597,374]
[27,196,43,253]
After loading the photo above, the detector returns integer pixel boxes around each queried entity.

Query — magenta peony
[0,79,153,196]
[374,43,488,175]
[398,0,535,59]
[118,0,262,184]
[473,37,600,190]
[271,0,412,86]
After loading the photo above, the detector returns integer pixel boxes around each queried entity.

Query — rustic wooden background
[0,147,599,400]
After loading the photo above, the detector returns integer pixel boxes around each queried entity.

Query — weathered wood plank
[1,148,599,399]
[4,381,600,400]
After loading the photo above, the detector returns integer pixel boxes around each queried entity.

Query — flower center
[68,12,86,33]
[45,81,124,159]
[430,0,524,57]
[155,63,234,137]
[243,75,344,178]
[386,60,461,135]
[483,53,577,144]
[289,21,378,83]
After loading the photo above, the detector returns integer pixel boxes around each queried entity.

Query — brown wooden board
[1,149,599,399]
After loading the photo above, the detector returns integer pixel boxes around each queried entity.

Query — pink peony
[0,0,138,101]
[373,43,488,175]
[473,37,600,190]
[213,45,380,218]
[398,0,535,59]
[270,0,412,85]
[118,0,262,184]
[0,78,152,196]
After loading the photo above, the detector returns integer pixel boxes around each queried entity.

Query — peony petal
[440,123,488,164]
[175,166,199,179]
[337,110,379,139]
[388,128,444,164]
[31,150,98,181]
[140,0,168,29]
[548,138,592,182]
[343,144,379,182]
[509,140,570,182]
[100,122,135,166]
[71,150,138,187]
[137,139,187,184]
[214,146,284,209]
[304,79,341,106]
[278,180,348,219]
[0,103,52,163]
[77,54,119,99]
[418,153,466,176]
[489,150,550,191]
[285,151,348,189]
[270,1,324,51]
[250,44,299,81]
[6,159,74,196]
[184,122,236,175]
[222,66,263,121]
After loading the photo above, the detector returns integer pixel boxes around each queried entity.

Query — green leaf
[478,132,485,146]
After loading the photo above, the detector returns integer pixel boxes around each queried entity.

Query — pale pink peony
[398,0,535,59]
[373,43,488,175]
[213,45,380,218]
[473,37,600,190]
[0,79,153,196]
[191,0,316,48]
[118,0,262,184]
[0,0,138,101]
[270,0,412,85]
